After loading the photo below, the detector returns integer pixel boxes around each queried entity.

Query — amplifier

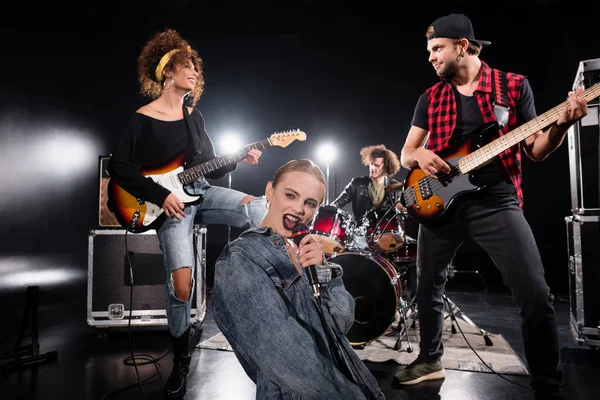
[568,59,600,214]
[565,215,600,348]
[98,155,121,228]
[567,104,600,214]
[573,58,600,104]
[87,226,207,329]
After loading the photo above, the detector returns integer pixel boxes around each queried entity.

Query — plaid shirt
[425,61,526,207]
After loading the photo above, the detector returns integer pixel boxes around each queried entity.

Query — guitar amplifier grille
[98,155,121,228]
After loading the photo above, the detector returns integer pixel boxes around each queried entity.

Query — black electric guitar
[401,83,600,224]
[108,130,306,232]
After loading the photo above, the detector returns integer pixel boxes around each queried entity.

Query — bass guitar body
[402,122,498,224]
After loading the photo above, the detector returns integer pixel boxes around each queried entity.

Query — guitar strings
[404,83,600,208]
[404,160,462,206]
[177,142,264,184]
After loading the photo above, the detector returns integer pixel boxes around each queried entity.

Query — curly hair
[360,144,401,176]
[137,28,205,106]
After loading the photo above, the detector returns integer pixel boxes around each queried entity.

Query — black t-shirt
[411,79,537,188]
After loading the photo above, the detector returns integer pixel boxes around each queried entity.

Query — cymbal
[385,182,404,192]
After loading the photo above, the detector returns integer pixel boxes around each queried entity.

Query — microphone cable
[367,202,403,246]
[100,212,169,399]
[442,293,533,391]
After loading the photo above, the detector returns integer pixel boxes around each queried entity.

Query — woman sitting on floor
[212,159,385,399]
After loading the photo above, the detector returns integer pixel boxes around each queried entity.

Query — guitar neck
[179,138,271,184]
[459,82,600,173]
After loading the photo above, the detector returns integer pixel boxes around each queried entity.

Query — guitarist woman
[107,28,267,399]
[393,13,588,400]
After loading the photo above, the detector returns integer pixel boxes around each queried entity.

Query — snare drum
[330,252,401,345]
[310,205,354,254]
[362,208,405,253]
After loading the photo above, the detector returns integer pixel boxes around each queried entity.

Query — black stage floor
[1,273,599,400]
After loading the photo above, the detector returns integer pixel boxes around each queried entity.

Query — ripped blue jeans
[157,178,267,337]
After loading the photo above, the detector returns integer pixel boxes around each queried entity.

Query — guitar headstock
[269,129,307,148]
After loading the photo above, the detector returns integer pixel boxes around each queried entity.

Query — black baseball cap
[427,13,491,47]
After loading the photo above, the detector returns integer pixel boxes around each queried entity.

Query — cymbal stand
[391,270,417,352]
[443,293,493,346]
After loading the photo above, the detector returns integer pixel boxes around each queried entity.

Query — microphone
[291,223,321,299]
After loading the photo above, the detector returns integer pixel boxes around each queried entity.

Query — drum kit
[310,196,419,351]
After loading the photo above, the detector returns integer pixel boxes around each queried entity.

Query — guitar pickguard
[148,167,201,204]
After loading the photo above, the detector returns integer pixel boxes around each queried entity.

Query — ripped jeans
[157,178,267,337]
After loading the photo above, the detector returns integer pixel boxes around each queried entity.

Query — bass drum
[331,252,401,345]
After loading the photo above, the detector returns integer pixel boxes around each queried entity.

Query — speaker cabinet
[567,104,600,214]
[565,215,600,348]
[87,227,207,328]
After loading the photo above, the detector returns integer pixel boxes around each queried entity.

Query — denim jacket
[212,227,385,400]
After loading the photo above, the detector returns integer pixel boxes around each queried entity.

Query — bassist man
[394,13,587,400]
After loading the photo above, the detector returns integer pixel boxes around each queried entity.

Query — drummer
[330,144,405,233]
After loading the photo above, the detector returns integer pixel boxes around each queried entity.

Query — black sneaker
[393,358,445,386]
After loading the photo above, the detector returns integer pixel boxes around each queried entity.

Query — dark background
[0,0,598,297]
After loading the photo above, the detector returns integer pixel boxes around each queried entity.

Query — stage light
[316,142,337,204]
[0,116,101,213]
[219,131,243,243]
[316,142,337,164]
[0,255,85,290]
[219,132,243,155]
[35,129,99,178]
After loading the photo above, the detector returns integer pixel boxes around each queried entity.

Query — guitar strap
[181,105,201,151]
[491,69,510,128]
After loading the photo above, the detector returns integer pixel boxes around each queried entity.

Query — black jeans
[415,186,563,394]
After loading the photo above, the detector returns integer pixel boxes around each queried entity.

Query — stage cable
[442,294,533,391]
[368,200,402,245]
[100,213,170,400]
[397,185,534,391]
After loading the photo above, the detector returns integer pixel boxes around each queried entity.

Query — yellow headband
[154,46,192,83]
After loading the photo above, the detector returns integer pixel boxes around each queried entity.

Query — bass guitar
[401,83,600,224]
[108,130,306,232]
